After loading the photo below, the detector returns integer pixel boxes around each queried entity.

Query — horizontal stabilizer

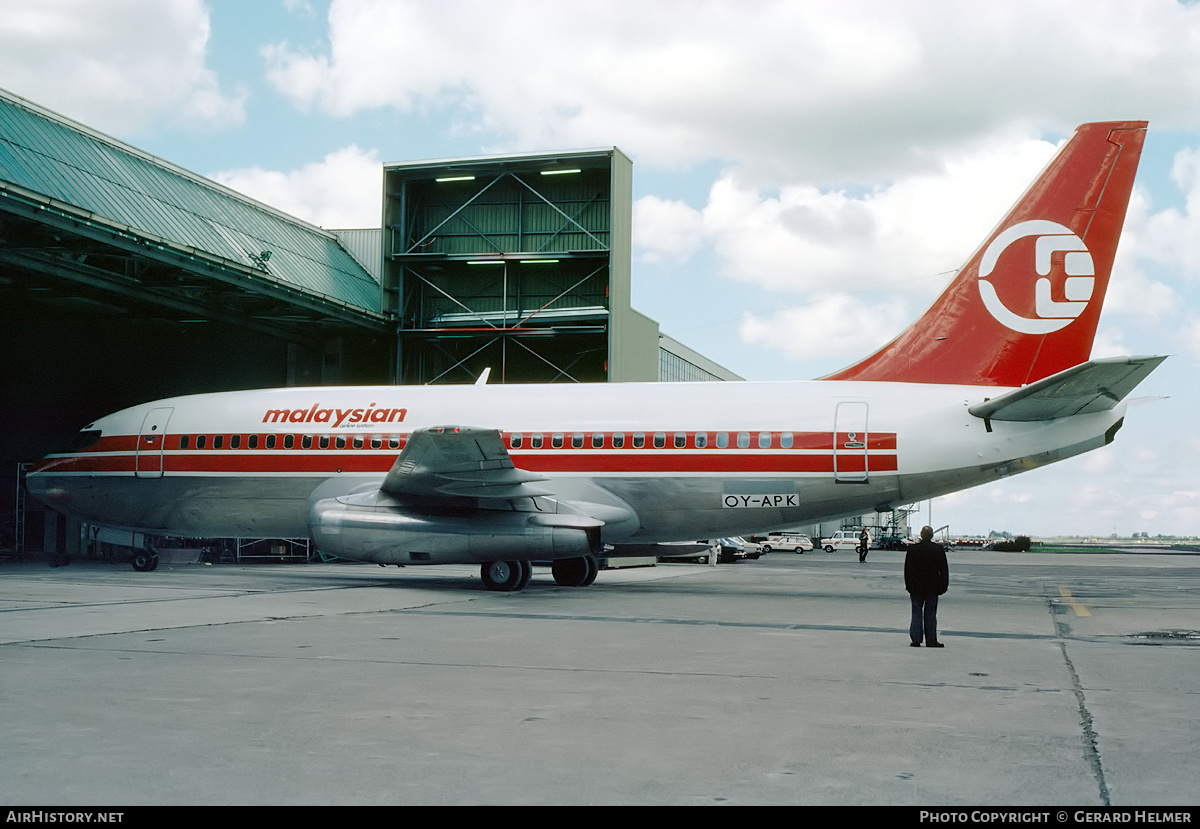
[968,356,1166,422]
[382,426,546,500]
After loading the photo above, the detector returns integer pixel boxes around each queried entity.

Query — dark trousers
[909,593,940,645]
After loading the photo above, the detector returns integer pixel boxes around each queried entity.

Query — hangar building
[0,87,737,558]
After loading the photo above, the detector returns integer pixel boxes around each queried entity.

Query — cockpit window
[72,429,102,451]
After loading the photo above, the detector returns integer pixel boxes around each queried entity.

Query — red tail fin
[824,121,1147,387]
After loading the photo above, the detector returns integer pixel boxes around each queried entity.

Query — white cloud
[262,0,1200,182]
[632,196,705,263]
[210,145,383,229]
[1134,147,1200,282]
[634,137,1060,365]
[739,294,909,367]
[1176,319,1200,361]
[699,137,1056,294]
[0,0,245,134]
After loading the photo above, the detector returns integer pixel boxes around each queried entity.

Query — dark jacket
[904,540,949,596]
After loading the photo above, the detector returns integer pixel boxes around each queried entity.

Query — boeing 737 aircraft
[28,121,1164,591]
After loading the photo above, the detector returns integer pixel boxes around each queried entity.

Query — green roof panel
[0,87,381,320]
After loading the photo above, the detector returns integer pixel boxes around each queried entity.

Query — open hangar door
[0,280,391,559]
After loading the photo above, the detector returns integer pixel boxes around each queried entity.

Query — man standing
[905,526,949,648]
[858,527,870,562]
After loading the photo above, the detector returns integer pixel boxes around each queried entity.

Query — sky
[2,0,1200,538]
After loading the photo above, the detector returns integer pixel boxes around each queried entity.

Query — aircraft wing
[968,356,1167,422]
[380,425,548,500]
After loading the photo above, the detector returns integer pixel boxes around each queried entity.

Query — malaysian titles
[262,403,407,428]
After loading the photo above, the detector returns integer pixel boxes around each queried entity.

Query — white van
[760,533,814,553]
[820,531,867,552]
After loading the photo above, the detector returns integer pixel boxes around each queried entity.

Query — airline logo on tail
[978,219,1095,335]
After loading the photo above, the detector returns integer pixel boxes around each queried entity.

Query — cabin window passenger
[551,433,564,449]
[653,432,666,449]
[531,433,543,449]
[196,435,207,449]
[335,436,345,449]
[759,432,771,449]
[371,435,382,449]
[180,435,190,449]
[352,436,363,449]
[572,433,584,449]
[284,434,294,449]
[230,434,241,449]
[248,435,259,449]
[716,432,729,448]
[319,436,329,449]
[389,435,401,450]
[265,435,276,449]
[612,433,625,449]
[301,435,312,449]
[212,435,224,449]
[592,433,604,448]
[511,433,523,449]
[695,433,707,449]
[781,432,793,449]
[737,432,750,449]
[633,433,645,449]
[674,433,686,449]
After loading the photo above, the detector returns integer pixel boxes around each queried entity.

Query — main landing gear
[480,560,532,592]
[479,555,599,591]
[551,555,598,587]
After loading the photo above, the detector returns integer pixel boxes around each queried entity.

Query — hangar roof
[0,87,386,336]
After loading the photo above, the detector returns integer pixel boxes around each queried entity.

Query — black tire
[760,545,773,553]
[552,557,594,587]
[481,560,528,592]
[514,560,532,591]
[824,545,835,553]
[131,550,158,572]
[580,555,598,586]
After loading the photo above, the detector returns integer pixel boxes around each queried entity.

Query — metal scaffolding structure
[383,148,658,384]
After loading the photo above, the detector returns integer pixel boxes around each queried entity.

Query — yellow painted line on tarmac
[1058,586,1092,617]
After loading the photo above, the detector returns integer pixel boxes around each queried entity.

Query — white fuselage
[27,379,1123,547]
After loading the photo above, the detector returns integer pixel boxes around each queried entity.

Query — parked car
[710,537,763,562]
[657,541,717,564]
[759,533,814,553]
[820,531,867,553]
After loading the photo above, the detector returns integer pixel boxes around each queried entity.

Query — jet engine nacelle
[309,490,601,565]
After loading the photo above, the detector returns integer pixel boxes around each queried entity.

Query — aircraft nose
[24,468,72,509]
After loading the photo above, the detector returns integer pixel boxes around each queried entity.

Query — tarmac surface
[2,548,1198,806]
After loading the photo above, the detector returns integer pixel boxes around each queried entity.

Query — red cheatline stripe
[35,450,898,476]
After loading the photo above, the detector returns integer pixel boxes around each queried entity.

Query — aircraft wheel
[580,555,598,586]
[552,557,587,586]
[551,555,599,587]
[131,550,159,572]
[481,560,530,592]
[515,560,532,591]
